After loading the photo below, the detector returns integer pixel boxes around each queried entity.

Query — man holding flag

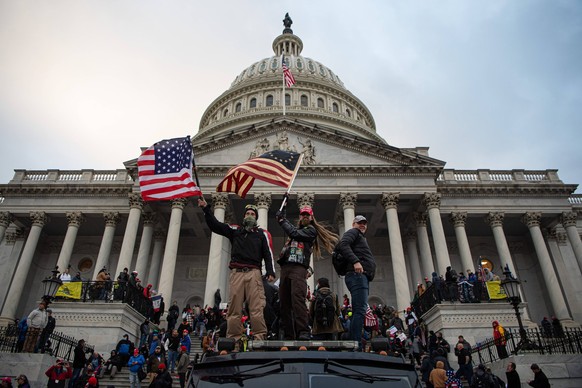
[197,198,276,342]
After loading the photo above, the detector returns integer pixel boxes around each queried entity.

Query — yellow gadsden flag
[55,282,82,299]
[485,280,507,300]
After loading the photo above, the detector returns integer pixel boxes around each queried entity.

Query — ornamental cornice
[449,212,467,227]
[0,185,132,197]
[297,192,315,208]
[128,193,144,210]
[560,211,578,228]
[66,211,85,227]
[423,192,441,210]
[437,184,577,197]
[521,212,542,228]
[485,212,504,228]
[381,192,400,210]
[339,192,357,209]
[254,193,272,208]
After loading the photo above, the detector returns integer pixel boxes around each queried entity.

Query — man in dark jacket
[150,363,172,388]
[528,363,550,388]
[338,215,376,351]
[198,199,276,341]
[167,300,180,332]
[506,362,521,388]
[37,308,56,353]
[68,339,88,388]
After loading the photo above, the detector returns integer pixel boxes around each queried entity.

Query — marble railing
[9,169,133,183]
[437,169,561,183]
[569,194,582,205]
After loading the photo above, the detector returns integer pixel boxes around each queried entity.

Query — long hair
[298,215,339,258]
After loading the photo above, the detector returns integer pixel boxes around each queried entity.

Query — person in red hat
[180,329,191,354]
[276,203,338,340]
[86,376,98,387]
[149,363,172,388]
[176,345,190,388]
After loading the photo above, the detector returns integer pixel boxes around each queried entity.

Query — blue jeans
[129,371,141,388]
[345,272,369,351]
[168,349,178,371]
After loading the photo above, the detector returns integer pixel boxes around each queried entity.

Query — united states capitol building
[1,16,581,352]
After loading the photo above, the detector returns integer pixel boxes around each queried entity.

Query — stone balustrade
[438,168,561,183]
[9,169,132,183]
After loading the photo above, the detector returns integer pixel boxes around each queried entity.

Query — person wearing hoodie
[127,348,145,388]
[492,320,508,359]
[149,363,172,388]
[429,360,446,388]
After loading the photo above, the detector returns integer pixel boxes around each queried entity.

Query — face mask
[243,216,257,230]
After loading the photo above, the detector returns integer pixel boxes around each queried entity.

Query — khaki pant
[227,268,267,340]
[23,327,41,353]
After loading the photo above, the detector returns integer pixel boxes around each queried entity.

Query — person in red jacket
[45,359,73,388]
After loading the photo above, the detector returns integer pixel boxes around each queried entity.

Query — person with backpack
[309,277,343,340]
[275,202,338,340]
[337,215,377,351]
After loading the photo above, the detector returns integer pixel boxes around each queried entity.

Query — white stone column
[93,212,120,279]
[414,212,435,278]
[148,230,165,288]
[1,212,48,319]
[522,212,571,320]
[423,193,451,276]
[297,193,315,295]
[560,212,582,273]
[55,212,84,272]
[115,193,143,276]
[404,232,422,297]
[382,193,410,310]
[0,212,13,244]
[255,193,271,231]
[134,212,156,283]
[0,229,25,315]
[485,212,518,272]
[158,198,187,306]
[338,193,357,300]
[203,193,228,307]
[449,212,475,272]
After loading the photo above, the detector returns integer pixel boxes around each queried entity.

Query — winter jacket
[309,288,344,335]
[338,228,376,281]
[177,352,190,373]
[278,219,316,268]
[127,354,145,373]
[27,308,48,329]
[45,365,72,388]
[202,204,275,277]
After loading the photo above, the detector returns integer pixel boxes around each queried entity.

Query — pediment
[192,117,445,171]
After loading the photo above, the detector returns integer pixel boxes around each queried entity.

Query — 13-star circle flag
[137,136,202,201]
[217,150,302,198]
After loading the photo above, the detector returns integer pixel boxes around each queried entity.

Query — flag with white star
[217,150,302,198]
[137,136,202,201]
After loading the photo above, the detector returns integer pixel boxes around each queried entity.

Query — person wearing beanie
[276,202,338,340]
[149,362,172,388]
[176,345,190,388]
[87,377,98,387]
[198,197,275,341]
[429,360,446,388]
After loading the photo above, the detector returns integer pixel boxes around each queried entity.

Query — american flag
[216,150,301,198]
[282,56,296,87]
[137,136,202,201]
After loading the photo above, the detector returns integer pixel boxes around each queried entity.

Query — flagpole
[282,54,286,116]
[279,153,304,211]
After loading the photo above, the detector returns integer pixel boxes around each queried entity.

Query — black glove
[275,209,286,222]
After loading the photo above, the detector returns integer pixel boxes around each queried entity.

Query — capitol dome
[194,15,383,144]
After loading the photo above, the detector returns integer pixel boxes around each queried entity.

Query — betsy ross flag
[282,56,296,87]
[217,150,301,198]
[137,136,202,201]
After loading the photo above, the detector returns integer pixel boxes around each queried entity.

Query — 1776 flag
[137,136,202,201]
[217,150,301,198]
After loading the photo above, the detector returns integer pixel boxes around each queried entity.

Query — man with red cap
[127,348,145,388]
[149,363,172,388]
[176,345,190,388]
[180,329,191,354]
[276,202,339,340]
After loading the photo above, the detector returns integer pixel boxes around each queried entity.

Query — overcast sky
[1,1,581,193]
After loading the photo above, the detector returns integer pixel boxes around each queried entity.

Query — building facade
[1,19,581,335]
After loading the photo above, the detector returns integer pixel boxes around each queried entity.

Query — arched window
[301,95,308,107]
[346,108,351,117]
[235,102,242,113]
[285,94,291,106]
[266,95,274,107]
[317,98,324,109]
[332,103,338,113]
[249,98,257,108]
[223,108,229,117]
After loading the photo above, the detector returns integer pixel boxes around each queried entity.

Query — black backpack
[332,242,348,276]
[314,292,336,328]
